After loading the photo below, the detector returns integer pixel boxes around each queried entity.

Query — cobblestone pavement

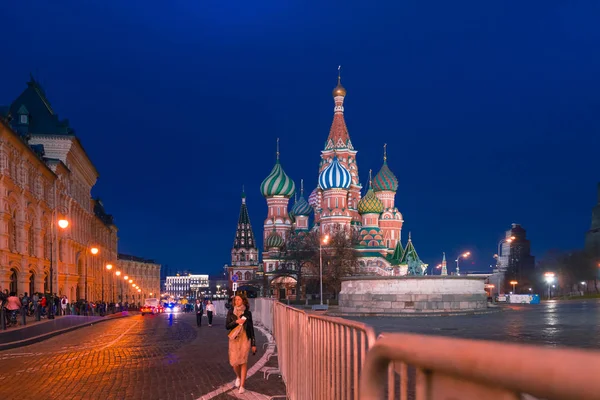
[0,312,286,400]
[350,299,600,349]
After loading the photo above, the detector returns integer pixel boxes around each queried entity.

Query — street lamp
[319,234,330,307]
[103,264,113,303]
[48,211,69,320]
[85,246,99,301]
[544,272,555,300]
[510,280,518,293]
[455,252,470,276]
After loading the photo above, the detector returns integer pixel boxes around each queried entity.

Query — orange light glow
[510,280,518,285]
[106,264,113,270]
[58,219,69,229]
[90,247,99,255]
[116,271,121,276]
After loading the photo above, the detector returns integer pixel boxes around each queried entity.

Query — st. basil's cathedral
[225,71,427,298]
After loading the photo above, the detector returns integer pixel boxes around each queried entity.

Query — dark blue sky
[2,1,600,274]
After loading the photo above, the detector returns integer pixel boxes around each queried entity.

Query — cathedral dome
[332,80,346,97]
[291,194,312,216]
[318,156,352,190]
[260,160,295,198]
[372,161,398,192]
[308,187,320,209]
[265,230,285,249]
[358,188,384,215]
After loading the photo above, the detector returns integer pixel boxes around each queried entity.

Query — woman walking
[206,300,215,326]
[226,295,256,394]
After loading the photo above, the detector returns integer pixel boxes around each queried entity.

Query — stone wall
[339,276,488,315]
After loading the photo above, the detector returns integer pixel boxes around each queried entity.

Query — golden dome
[332,77,346,97]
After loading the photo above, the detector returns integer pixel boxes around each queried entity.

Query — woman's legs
[208,311,213,325]
[233,364,241,379]
[240,363,248,388]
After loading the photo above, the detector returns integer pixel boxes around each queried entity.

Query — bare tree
[321,225,360,298]
[282,230,319,300]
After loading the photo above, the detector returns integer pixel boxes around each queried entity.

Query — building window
[244,271,252,281]
[9,211,17,252]
[9,268,18,293]
[28,227,35,256]
[20,115,28,124]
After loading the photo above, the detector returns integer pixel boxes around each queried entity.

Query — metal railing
[360,333,600,400]
[250,297,275,333]
[272,301,376,400]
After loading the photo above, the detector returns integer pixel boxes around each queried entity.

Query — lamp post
[115,271,122,304]
[510,280,518,293]
[85,246,99,301]
[319,234,330,306]
[103,264,113,303]
[123,275,129,305]
[544,272,555,300]
[495,236,515,295]
[455,252,470,276]
[48,211,69,320]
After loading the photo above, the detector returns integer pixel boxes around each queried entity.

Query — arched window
[43,233,50,259]
[28,226,35,256]
[244,271,252,281]
[8,211,17,252]
[236,271,242,281]
[44,273,49,293]
[9,268,18,293]
[29,270,35,295]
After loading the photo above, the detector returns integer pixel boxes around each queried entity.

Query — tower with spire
[312,66,362,230]
[260,138,295,248]
[372,144,404,249]
[441,252,448,276]
[225,189,261,292]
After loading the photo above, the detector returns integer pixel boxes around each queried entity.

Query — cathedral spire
[325,66,352,151]
[441,252,448,276]
[233,191,257,251]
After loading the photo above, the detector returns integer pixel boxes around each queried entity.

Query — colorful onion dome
[308,187,320,209]
[358,188,384,214]
[372,161,398,192]
[291,195,311,216]
[318,155,352,190]
[260,160,295,198]
[265,229,284,248]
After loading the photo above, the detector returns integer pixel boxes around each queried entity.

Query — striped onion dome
[318,155,352,190]
[372,161,398,192]
[358,188,384,214]
[291,195,311,216]
[260,160,295,198]
[308,188,320,209]
[265,230,284,248]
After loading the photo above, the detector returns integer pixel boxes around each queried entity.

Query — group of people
[193,295,257,395]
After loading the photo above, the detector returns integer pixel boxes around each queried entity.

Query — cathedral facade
[225,72,427,298]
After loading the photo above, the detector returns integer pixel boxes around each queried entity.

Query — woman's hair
[234,294,250,310]
[9,292,16,297]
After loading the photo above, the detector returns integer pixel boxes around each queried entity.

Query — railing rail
[360,333,600,400]
[272,301,376,400]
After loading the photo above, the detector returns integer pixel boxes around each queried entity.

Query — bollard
[327,299,329,306]
[35,305,41,321]
[0,308,5,330]
[21,307,26,326]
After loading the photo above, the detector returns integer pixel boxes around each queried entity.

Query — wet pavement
[349,299,600,349]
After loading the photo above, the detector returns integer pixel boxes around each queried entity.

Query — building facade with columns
[0,76,157,301]
[117,254,161,305]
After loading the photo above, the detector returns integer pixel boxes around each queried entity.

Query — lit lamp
[455,251,470,276]
[85,246,99,302]
[544,272,555,299]
[510,280,518,293]
[48,216,69,320]
[318,234,330,309]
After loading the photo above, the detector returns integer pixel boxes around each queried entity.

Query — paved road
[349,299,600,349]
[0,312,274,400]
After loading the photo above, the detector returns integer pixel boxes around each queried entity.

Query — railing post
[35,304,41,321]
[21,306,26,326]
[0,307,5,330]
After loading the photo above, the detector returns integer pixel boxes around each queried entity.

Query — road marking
[196,325,277,400]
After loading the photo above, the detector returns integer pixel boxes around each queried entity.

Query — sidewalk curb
[0,313,130,351]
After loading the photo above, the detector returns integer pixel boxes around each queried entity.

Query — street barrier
[250,297,275,333]
[360,333,600,400]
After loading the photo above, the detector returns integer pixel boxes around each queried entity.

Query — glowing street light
[544,272,555,299]
[116,271,121,276]
[455,251,470,276]
[510,280,518,293]
[58,219,69,229]
[124,275,129,280]
[129,279,133,283]
[106,264,113,271]
[90,247,99,255]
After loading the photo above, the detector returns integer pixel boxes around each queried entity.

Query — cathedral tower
[260,140,295,250]
[372,145,403,249]
[291,179,311,232]
[313,67,362,227]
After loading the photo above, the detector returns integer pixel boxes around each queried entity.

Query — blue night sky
[2,1,599,275]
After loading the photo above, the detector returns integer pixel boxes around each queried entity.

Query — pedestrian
[194,299,204,327]
[61,296,68,315]
[226,294,256,394]
[206,300,215,326]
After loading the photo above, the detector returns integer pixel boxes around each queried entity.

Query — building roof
[260,146,295,198]
[324,72,353,151]
[400,233,421,264]
[388,240,405,265]
[93,198,115,227]
[291,180,312,216]
[318,155,352,190]
[118,253,158,264]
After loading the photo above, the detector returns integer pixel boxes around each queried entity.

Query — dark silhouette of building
[503,223,536,291]
[585,183,600,258]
